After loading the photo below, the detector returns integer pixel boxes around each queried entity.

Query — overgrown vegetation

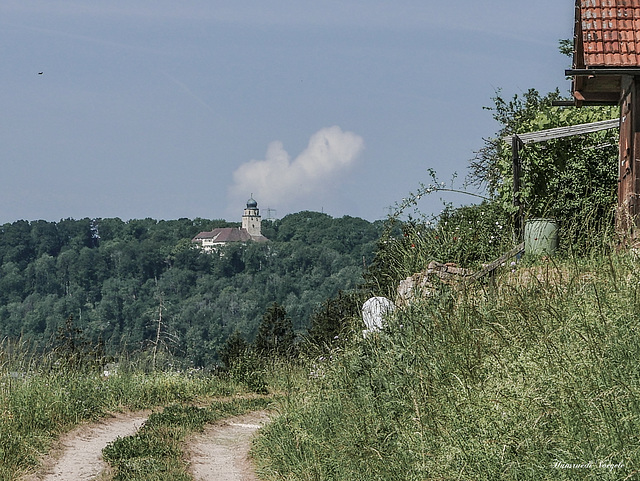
[251,84,637,479]
[254,248,640,480]
[365,197,514,295]
[470,88,618,250]
[253,202,638,479]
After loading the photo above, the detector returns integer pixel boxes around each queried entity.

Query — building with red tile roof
[571,0,640,105]
[576,0,640,68]
[192,197,269,252]
[569,0,640,236]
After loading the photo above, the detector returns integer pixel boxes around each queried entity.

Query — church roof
[192,227,268,244]
[194,227,251,242]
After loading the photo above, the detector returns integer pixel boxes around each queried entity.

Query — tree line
[0,212,383,367]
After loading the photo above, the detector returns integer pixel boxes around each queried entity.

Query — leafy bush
[304,289,365,354]
[254,302,297,359]
[218,330,249,370]
[470,89,618,248]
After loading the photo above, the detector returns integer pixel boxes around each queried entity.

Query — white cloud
[229,126,364,214]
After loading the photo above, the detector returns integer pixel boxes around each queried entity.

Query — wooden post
[512,135,524,242]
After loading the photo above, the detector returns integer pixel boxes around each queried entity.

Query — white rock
[362,297,395,335]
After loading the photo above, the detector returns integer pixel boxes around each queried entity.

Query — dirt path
[21,411,149,481]
[187,410,271,481]
[20,410,270,481]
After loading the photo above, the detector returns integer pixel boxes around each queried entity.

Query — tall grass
[0,345,249,481]
[253,251,640,480]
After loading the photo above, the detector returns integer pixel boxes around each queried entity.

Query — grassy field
[252,252,640,480]
[2,251,639,480]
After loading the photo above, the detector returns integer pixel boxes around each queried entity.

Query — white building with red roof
[192,197,269,252]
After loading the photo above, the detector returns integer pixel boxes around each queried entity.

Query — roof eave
[567,68,640,77]
[567,68,635,107]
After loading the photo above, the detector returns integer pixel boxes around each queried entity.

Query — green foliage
[52,315,108,372]
[305,290,364,353]
[434,201,513,262]
[470,89,618,247]
[218,330,249,369]
[228,350,269,394]
[365,198,514,296]
[254,302,297,359]
[559,38,574,57]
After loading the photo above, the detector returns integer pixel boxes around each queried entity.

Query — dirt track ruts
[20,409,270,481]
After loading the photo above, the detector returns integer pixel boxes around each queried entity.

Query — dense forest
[0,212,383,366]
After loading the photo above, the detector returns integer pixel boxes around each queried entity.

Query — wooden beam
[470,242,525,281]
[567,68,640,76]
[572,90,620,105]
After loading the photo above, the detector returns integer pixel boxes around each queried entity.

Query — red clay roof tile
[577,0,640,67]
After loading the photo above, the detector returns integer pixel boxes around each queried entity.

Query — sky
[0,1,576,224]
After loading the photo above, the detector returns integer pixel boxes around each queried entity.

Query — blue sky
[0,1,575,224]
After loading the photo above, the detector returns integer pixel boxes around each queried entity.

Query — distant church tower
[242,196,262,237]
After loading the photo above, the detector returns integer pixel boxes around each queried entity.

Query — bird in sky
[38,72,43,75]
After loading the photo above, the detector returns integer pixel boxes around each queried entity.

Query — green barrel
[524,218,558,256]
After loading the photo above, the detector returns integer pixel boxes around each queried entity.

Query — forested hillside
[0,212,382,366]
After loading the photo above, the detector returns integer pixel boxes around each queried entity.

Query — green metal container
[524,218,558,256]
